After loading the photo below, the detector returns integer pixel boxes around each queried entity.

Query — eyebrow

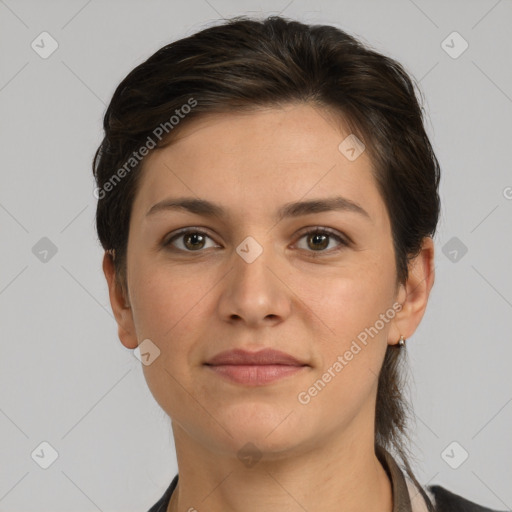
[146,196,371,222]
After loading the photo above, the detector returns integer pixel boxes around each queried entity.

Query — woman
[93,15,504,512]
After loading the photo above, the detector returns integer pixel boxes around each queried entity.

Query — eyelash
[163,227,349,257]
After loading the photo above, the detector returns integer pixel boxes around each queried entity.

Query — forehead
[132,104,387,224]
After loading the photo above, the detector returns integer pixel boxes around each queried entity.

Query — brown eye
[307,232,329,251]
[164,229,218,252]
[183,232,206,250]
[295,228,348,255]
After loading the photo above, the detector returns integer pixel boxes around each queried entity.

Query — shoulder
[428,484,507,512]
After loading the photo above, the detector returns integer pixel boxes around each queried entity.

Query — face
[107,103,424,459]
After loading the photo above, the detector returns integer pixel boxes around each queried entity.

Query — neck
[167,425,393,512]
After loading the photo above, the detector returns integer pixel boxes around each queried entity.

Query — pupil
[185,233,204,250]
[310,233,328,250]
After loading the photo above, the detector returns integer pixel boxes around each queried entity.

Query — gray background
[0,0,511,510]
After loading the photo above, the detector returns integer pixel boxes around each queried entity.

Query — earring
[398,335,406,347]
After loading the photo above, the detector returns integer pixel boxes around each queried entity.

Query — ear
[102,252,138,349]
[388,237,435,346]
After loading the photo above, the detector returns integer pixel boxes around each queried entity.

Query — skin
[103,103,435,512]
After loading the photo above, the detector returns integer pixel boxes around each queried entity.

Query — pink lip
[204,348,309,386]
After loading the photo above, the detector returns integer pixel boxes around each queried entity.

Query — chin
[216,405,307,451]
[211,430,307,463]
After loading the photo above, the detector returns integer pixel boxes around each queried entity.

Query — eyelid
[294,226,351,245]
[292,226,350,256]
[163,226,350,253]
[163,226,220,249]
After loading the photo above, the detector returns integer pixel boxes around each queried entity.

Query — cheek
[299,260,395,340]
[302,261,395,395]
[132,266,212,421]
[128,256,215,340]
[128,256,221,385]
[126,259,205,401]
[295,272,392,429]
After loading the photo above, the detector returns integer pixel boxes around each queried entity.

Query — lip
[204,348,309,386]
[205,348,306,366]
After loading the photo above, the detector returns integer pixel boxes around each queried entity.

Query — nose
[217,240,291,328]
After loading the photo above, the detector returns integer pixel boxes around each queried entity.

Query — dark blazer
[429,485,507,512]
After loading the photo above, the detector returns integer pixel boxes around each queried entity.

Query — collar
[376,445,432,512]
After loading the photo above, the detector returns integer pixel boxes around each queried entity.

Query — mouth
[204,348,309,386]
